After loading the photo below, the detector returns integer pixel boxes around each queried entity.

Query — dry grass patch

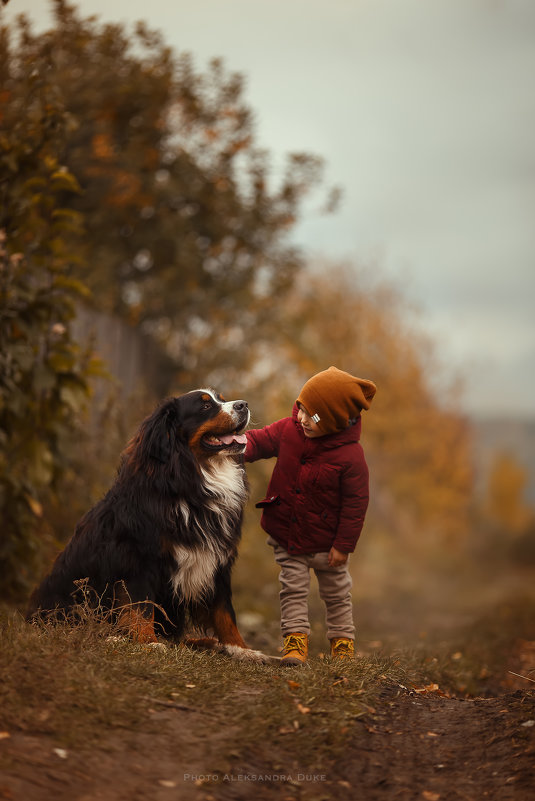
[2,594,533,771]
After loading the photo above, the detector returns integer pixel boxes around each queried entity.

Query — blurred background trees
[2,0,327,396]
[1,0,533,605]
[0,30,103,598]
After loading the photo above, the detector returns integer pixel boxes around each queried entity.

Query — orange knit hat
[296,366,376,435]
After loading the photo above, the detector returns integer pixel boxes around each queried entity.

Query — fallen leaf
[521,720,535,728]
[422,792,440,801]
[296,703,310,714]
[278,725,295,735]
[0,732,11,740]
[332,677,349,687]
[185,684,196,688]
[158,780,176,788]
[338,780,351,788]
[25,494,43,518]
[426,731,440,737]
[287,680,300,691]
[413,683,440,694]
[53,748,68,759]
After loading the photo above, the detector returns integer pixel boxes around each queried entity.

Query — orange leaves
[108,171,143,207]
[413,683,440,694]
[410,683,451,699]
[485,451,533,535]
[92,133,114,161]
[228,136,252,154]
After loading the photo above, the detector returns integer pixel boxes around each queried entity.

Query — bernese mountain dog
[27,389,262,659]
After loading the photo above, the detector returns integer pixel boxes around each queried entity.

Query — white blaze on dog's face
[183,389,250,458]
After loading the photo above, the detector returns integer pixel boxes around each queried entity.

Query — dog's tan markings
[117,604,157,643]
[113,582,157,643]
[211,605,248,648]
[188,410,236,456]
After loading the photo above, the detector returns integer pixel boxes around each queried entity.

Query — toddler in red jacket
[244,366,376,664]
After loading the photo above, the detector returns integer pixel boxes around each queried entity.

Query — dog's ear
[145,404,178,464]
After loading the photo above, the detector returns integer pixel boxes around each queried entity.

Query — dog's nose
[233,400,248,412]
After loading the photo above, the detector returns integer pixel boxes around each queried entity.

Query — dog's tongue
[219,432,247,446]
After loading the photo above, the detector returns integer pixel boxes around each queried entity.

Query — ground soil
[1,673,533,801]
[2,583,534,801]
[334,688,535,801]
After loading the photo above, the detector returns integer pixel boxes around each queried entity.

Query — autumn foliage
[0,1,532,600]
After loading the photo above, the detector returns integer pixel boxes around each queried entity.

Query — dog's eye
[202,401,212,410]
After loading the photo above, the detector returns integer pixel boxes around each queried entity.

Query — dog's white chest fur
[171,544,225,602]
[170,458,246,602]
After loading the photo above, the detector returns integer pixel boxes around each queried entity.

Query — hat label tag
[311,413,321,423]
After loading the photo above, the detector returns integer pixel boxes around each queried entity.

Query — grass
[1,593,534,773]
[421,593,535,696]
[0,608,409,759]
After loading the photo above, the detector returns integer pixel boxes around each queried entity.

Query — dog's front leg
[211,602,247,648]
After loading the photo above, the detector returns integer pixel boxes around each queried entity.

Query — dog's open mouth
[202,428,247,452]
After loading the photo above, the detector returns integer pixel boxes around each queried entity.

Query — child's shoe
[281,632,308,665]
[330,637,355,661]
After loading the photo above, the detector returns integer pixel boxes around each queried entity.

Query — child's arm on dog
[244,418,287,462]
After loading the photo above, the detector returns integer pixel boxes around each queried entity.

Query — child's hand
[328,547,348,567]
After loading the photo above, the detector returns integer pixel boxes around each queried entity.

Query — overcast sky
[3,0,534,418]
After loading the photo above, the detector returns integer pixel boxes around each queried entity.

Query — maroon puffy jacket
[244,405,369,555]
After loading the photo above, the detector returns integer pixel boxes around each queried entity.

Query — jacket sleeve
[332,450,369,553]
[244,417,288,463]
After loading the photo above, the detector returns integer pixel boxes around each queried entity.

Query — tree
[3,0,331,395]
[0,26,103,598]
[485,451,533,536]
[0,0,333,596]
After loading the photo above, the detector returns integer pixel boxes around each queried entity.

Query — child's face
[297,404,323,438]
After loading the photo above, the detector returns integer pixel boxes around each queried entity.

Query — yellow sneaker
[330,637,355,661]
[281,632,308,665]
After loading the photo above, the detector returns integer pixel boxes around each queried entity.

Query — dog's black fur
[27,389,252,650]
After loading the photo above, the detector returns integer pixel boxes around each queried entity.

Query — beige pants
[268,537,355,640]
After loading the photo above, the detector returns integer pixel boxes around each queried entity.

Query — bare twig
[508,670,535,684]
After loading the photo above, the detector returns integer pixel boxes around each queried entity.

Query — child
[244,366,376,665]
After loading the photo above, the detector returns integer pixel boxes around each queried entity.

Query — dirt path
[335,689,535,801]
[1,686,533,801]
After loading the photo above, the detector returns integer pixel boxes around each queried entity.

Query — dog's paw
[183,636,220,651]
[222,645,281,664]
[143,641,167,650]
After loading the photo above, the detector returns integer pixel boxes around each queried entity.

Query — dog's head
[131,389,250,467]
[178,389,250,459]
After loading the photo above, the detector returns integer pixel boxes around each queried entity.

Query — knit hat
[296,366,376,435]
